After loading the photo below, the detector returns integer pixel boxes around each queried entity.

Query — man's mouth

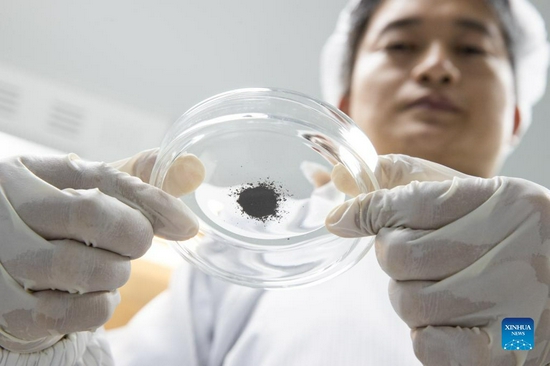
[406,94,462,113]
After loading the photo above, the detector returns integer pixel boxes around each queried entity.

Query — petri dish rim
[150,88,379,288]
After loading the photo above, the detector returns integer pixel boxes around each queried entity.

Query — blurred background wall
[0,0,549,186]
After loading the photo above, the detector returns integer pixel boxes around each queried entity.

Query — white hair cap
[320,0,550,136]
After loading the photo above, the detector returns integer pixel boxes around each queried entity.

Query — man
[0,0,548,364]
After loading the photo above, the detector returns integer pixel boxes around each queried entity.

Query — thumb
[330,154,469,197]
[375,154,471,189]
[110,148,205,197]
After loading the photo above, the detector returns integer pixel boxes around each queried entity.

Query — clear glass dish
[150,88,379,288]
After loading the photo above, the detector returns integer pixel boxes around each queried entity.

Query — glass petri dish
[150,88,379,288]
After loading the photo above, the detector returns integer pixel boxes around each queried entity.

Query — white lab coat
[106,249,420,365]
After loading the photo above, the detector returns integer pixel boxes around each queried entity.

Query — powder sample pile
[231,180,288,223]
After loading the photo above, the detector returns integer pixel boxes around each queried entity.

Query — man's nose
[412,43,461,86]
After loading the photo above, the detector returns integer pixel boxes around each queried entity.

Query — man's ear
[509,106,522,147]
[513,106,521,135]
[338,93,350,115]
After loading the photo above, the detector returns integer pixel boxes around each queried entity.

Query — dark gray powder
[231,180,289,222]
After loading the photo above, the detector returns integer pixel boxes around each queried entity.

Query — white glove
[0,149,203,354]
[326,154,550,366]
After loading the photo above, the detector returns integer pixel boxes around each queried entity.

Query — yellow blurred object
[104,239,180,329]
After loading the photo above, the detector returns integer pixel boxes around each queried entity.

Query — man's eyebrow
[379,17,495,37]
[379,18,422,35]
[454,18,492,36]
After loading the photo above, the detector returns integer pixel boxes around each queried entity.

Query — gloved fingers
[14,188,154,259]
[375,154,471,189]
[331,163,361,196]
[410,326,515,366]
[162,153,205,196]
[326,176,501,237]
[6,290,121,341]
[329,154,471,197]
[375,227,496,281]
[300,161,332,188]
[110,149,205,197]
[329,153,468,196]
[387,280,490,329]
[307,161,376,197]
[109,148,158,185]
[18,154,198,241]
[2,239,130,294]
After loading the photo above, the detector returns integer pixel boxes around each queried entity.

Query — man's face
[342,0,520,177]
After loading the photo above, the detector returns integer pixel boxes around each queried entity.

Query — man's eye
[386,43,417,52]
[457,45,486,56]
